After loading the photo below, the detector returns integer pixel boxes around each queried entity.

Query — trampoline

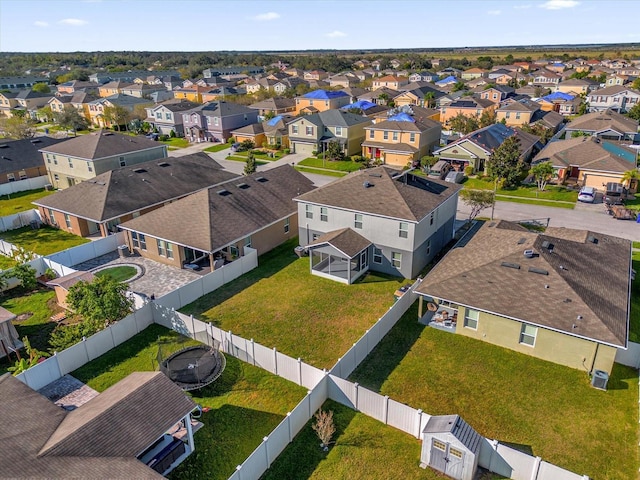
[159,344,226,391]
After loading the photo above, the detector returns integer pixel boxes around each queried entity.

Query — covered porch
[417,295,458,333]
[307,228,372,285]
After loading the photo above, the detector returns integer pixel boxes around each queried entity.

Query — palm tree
[621,169,639,192]
[423,91,435,108]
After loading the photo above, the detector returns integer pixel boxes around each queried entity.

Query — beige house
[39,130,167,189]
[414,220,631,375]
[372,75,409,90]
[495,99,541,127]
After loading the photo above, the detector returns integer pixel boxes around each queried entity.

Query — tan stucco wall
[39,207,91,237]
[126,231,184,267]
[579,171,624,188]
[244,214,298,255]
[495,111,533,126]
[456,308,617,373]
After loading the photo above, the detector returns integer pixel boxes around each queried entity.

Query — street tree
[32,83,51,93]
[626,103,640,121]
[530,161,555,192]
[325,140,344,161]
[102,105,131,131]
[67,275,133,326]
[486,135,523,188]
[478,108,496,128]
[0,116,37,139]
[459,189,496,222]
[54,106,89,135]
[244,152,257,175]
[449,112,479,135]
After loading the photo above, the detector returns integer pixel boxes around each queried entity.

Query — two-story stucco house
[182,101,258,142]
[587,85,640,113]
[145,100,200,136]
[39,130,167,189]
[294,90,351,115]
[294,167,461,282]
[288,109,371,157]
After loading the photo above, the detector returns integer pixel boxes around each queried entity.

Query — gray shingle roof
[38,130,165,160]
[295,167,461,222]
[34,152,237,222]
[414,220,631,347]
[316,109,372,127]
[120,165,314,252]
[564,109,639,134]
[0,137,64,175]
[308,228,372,257]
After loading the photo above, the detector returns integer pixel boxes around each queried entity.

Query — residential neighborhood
[0,3,640,479]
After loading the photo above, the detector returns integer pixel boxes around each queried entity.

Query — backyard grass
[160,137,189,148]
[294,166,347,178]
[71,323,307,480]
[95,265,137,283]
[298,157,363,173]
[181,238,404,369]
[463,177,579,202]
[633,241,640,249]
[0,254,16,270]
[631,251,640,343]
[262,399,448,480]
[0,188,54,216]
[0,225,89,256]
[204,143,231,153]
[349,302,639,480]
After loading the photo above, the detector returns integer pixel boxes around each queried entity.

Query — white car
[578,186,596,203]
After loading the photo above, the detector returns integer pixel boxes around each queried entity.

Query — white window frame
[520,323,537,346]
[335,126,343,136]
[284,218,290,233]
[399,222,409,238]
[157,239,166,257]
[306,126,313,136]
[320,207,328,222]
[354,213,363,229]
[464,308,479,330]
[305,204,313,219]
[292,125,299,134]
[48,209,57,225]
[369,129,374,139]
[391,251,402,268]
[64,213,72,228]
[18,170,27,180]
[373,247,383,264]
[166,242,174,259]
[6,173,15,182]
[392,131,399,141]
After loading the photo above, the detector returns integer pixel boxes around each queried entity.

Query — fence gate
[430,439,464,480]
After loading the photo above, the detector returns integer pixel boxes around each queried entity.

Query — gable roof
[436,123,541,156]
[423,415,482,454]
[302,89,349,100]
[564,109,639,134]
[248,97,296,110]
[0,137,63,175]
[39,130,164,160]
[308,228,372,258]
[448,97,495,109]
[414,221,631,347]
[532,137,636,173]
[497,99,541,113]
[120,165,314,253]
[34,152,236,222]
[588,85,640,97]
[46,270,96,290]
[295,167,461,222]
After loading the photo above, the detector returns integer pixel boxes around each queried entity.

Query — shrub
[49,319,103,353]
[283,148,290,154]
[464,165,474,176]
[158,134,169,141]
[352,155,365,163]
[227,136,235,144]
[169,129,176,138]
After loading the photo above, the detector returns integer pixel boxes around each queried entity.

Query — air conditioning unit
[591,369,609,390]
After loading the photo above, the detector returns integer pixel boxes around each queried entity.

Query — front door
[429,439,465,480]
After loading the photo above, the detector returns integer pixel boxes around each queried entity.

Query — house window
[53,156,58,165]
[183,114,189,122]
[464,308,479,329]
[48,209,57,225]
[229,245,239,257]
[292,125,299,134]
[320,207,328,222]
[6,173,15,182]
[86,162,92,172]
[306,126,313,136]
[383,131,389,140]
[18,170,27,180]
[399,222,409,238]
[426,239,431,256]
[244,236,252,248]
[430,212,434,225]
[119,157,126,167]
[309,99,314,106]
[284,218,290,233]
[515,112,521,120]
[53,174,59,182]
[132,232,146,250]
[520,324,537,346]
[392,131,399,141]
[369,130,374,139]
[409,133,415,142]
[64,213,72,228]
[305,204,313,219]
[213,117,219,126]
[354,214,363,229]
[505,112,511,118]
[391,252,402,268]
[373,247,382,264]
[156,112,162,119]
[335,126,342,136]
[165,113,171,120]
[68,158,73,169]
[157,239,166,257]
[46,154,51,164]
[493,93,498,99]
[166,242,174,259]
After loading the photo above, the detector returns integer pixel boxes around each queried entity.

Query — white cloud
[488,9,501,15]
[514,4,532,9]
[326,30,347,38]
[539,0,580,10]
[252,12,280,21]
[34,21,49,27]
[58,18,89,26]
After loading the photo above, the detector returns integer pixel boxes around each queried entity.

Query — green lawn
[633,241,640,249]
[95,266,137,283]
[631,251,640,343]
[298,157,363,172]
[71,324,307,480]
[262,399,447,480]
[225,155,268,165]
[294,166,347,178]
[0,188,54,216]
[349,302,638,480]
[232,150,286,161]
[204,144,231,153]
[0,225,89,256]
[463,177,579,203]
[181,238,404,369]
[161,138,189,148]
[0,254,16,270]
[0,287,60,373]
[495,196,575,209]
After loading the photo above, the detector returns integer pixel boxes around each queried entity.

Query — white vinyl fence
[46,231,127,267]
[0,209,41,233]
[15,303,154,391]
[0,176,49,196]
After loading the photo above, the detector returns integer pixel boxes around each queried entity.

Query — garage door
[293,142,316,156]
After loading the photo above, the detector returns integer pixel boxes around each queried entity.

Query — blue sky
[1,0,639,52]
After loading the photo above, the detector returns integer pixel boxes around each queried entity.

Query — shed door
[430,439,466,480]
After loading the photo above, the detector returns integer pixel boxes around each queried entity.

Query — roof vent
[563,298,572,303]
[559,265,567,271]
[500,262,520,270]
[30,139,41,143]
[528,267,548,275]
[587,235,598,244]
[133,168,147,173]
[0,144,8,148]
[255,176,268,183]
[523,249,535,258]
[517,237,527,245]
[158,162,170,167]
[217,189,231,196]
[369,173,382,178]
[363,181,373,188]
[236,183,249,189]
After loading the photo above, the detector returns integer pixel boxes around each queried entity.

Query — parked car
[428,160,452,179]
[230,142,242,152]
[444,171,465,184]
[577,186,596,203]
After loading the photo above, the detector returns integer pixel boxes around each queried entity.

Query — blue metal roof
[266,115,283,126]
[388,112,415,123]
[543,92,574,102]
[341,100,377,111]
[303,89,349,100]
[435,75,457,85]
